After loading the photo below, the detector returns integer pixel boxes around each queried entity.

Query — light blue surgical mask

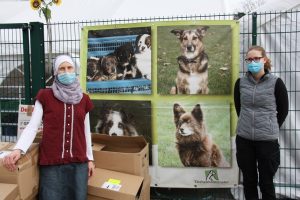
[57,72,76,85]
[247,61,263,74]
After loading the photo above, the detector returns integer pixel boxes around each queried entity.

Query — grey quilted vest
[236,72,279,141]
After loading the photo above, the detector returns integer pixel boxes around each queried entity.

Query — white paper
[101,182,122,191]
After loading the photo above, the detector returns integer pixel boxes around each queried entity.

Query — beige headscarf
[51,55,83,104]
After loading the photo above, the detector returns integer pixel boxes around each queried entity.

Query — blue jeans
[236,135,280,200]
[39,162,88,200]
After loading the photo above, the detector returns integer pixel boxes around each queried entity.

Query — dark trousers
[39,162,88,200]
[236,135,280,200]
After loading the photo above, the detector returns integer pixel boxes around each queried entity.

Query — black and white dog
[114,43,142,80]
[94,106,138,136]
[135,34,152,80]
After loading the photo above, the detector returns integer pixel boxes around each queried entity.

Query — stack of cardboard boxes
[0,134,150,200]
[0,142,39,200]
[88,134,150,200]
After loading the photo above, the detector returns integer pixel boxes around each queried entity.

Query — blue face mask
[247,61,263,74]
[57,72,76,85]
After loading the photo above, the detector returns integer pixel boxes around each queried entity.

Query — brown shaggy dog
[173,103,228,167]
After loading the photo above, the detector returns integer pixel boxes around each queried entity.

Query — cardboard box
[0,143,39,200]
[87,176,151,200]
[87,194,110,200]
[92,134,149,177]
[24,187,38,200]
[139,175,151,200]
[33,131,43,143]
[14,195,20,200]
[0,183,18,200]
[88,168,145,200]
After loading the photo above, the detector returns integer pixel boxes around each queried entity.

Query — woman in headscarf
[3,55,95,200]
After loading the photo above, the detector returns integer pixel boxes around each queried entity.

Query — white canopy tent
[0,0,241,23]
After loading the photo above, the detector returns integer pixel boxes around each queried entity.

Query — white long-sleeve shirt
[14,100,94,161]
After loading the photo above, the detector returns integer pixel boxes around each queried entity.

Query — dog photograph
[86,27,152,94]
[157,25,232,95]
[157,99,231,167]
[89,100,152,140]
[89,99,152,164]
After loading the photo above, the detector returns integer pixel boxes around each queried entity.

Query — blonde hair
[247,45,271,71]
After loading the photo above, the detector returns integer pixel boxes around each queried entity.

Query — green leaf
[41,7,52,20]
[46,8,52,20]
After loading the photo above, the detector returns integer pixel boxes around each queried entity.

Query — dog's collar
[177,53,205,65]
[185,58,197,63]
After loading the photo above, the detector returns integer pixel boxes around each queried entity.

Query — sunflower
[52,0,62,6]
[30,0,41,10]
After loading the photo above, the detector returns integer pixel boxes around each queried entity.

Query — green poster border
[80,20,240,145]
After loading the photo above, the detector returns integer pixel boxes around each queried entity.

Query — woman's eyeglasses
[245,57,263,63]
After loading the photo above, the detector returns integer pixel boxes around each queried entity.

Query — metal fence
[0,10,299,199]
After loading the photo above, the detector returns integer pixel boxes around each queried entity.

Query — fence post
[252,12,257,45]
[29,22,45,102]
[22,24,31,104]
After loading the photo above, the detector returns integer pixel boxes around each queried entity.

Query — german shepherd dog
[170,26,209,94]
[173,103,228,167]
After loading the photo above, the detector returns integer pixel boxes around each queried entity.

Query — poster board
[80,20,240,188]
[17,104,43,138]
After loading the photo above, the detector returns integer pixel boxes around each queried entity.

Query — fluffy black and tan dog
[98,55,118,81]
[173,103,228,167]
[86,57,101,81]
[94,105,138,136]
[114,43,142,80]
[170,26,210,94]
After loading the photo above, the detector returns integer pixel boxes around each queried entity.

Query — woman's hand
[88,161,95,178]
[3,149,21,171]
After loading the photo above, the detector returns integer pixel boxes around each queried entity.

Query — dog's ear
[173,103,185,125]
[99,56,105,67]
[145,35,151,48]
[95,119,103,133]
[171,29,184,39]
[196,26,209,37]
[120,108,134,124]
[192,104,203,122]
[110,55,118,65]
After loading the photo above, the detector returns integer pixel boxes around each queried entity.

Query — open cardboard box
[92,134,149,177]
[88,175,150,200]
[0,142,39,200]
[88,168,150,200]
[87,195,110,200]
[0,183,19,200]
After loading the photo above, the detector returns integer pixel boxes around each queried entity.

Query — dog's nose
[187,45,193,52]
[111,133,117,136]
[180,128,184,133]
